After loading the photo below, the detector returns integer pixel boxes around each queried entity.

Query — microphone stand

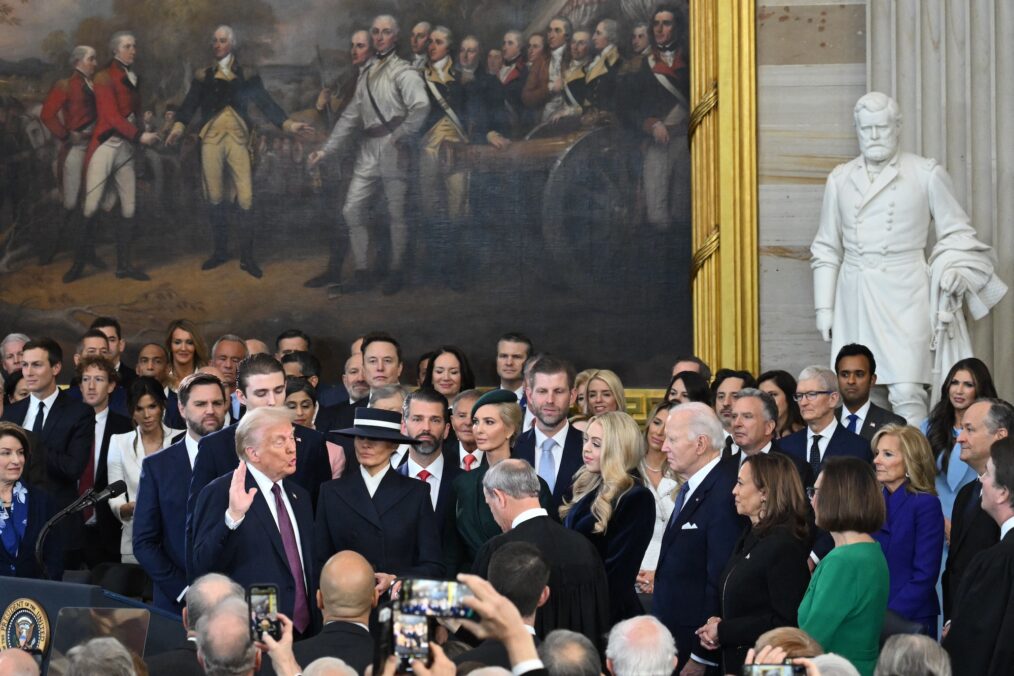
[34,488,96,579]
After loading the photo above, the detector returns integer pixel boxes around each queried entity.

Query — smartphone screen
[398,579,475,618]
[247,584,281,641]
[394,611,431,672]
[742,665,805,676]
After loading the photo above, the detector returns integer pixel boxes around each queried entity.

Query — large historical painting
[0,0,690,385]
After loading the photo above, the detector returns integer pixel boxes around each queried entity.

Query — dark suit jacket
[513,425,584,512]
[453,634,542,670]
[2,391,95,548]
[163,389,185,430]
[0,482,63,580]
[116,362,137,391]
[473,515,610,649]
[145,639,202,676]
[191,471,318,632]
[260,621,373,676]
[943,479,1000,620]
[779,423,872,480]
[175,59,289,133]
[872,485,945,625]
[92,411,133,562]
[719,441,814,489]
[652,459,745,670]
[562,484,655,623]
[836,403,906,442]
[134,438,192,613]
[397,457,462,537]
[314,468,443,578]
[716,525,811,674]
[943,530,1014,676]
[316,382,349,409]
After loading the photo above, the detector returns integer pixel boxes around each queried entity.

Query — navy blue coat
[0,482,63,580]
[652,459,746,671]
[513,426,585,513]
[191,470,317,632]
[873,485,945,629]
[562,483,655,623]
[133,438,192,613]
[175,60,288,133]
[314,468,443,579]
[397,457,462,539]
[779,423,872,476]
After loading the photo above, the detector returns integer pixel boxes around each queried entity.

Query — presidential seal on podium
[1,598,49,653]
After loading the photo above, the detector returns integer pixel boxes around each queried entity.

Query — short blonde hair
[560,411,643,533]
[754,627,822,658]
[235,407,293,461]
[586,369,626,413]
[871,424,938,495]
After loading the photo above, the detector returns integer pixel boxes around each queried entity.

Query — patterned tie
[463,454,476,471]
[809,434,823,478]
[32,401,45,436]
[665,483,691,534]
[417,469,432,482]
[539,438,556,490]
[846,414,859,433]
[79,441,96,522]
[271,484,310,633]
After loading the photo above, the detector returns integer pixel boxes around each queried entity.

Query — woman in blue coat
[871,424,945,637]
[561,411,655,623]
[0,422,62,580]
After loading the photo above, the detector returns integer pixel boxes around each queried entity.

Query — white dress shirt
[841,400,871,431]
[681,454,723,508]
[92,408,109,480]
[458,442,483,470]
[361,464,390,498]
[533,424,569,486]
[407,453,444,510]
[511,507,548,530]
[184,433,200,469]
[1001,516,1014,541]
[23,389,60,430]
[390,444,410,468]
[806,418,840,462]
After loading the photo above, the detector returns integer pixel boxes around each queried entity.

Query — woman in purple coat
[871,424,945,637]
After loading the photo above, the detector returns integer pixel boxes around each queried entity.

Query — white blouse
[640,472,680,572]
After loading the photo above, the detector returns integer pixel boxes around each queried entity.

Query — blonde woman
[570,368,597,431]
[585,369,627,416]
[636,400,682,595]
[870,424,945,638]
[561,411,655,623]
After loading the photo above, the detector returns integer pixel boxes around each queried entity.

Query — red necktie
[463,454,476,471]
[417,469,432,482]
[271,484,310,633]
[79,441,95,522]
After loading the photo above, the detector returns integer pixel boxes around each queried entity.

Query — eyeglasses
[793,391,834,402]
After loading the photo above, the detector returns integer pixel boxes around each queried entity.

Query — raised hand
[227,462,258,523]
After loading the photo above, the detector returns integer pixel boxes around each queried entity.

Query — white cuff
[512,659,545,675]
[690,654,718,666]
[810,551,820,565]
[225,510,244,530]
[176,585,190,603]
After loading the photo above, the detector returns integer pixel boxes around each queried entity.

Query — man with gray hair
[779,365,872,482]
[196,596,258,676]
[729,388,813,484]
[40,45,99,276]
[538,630,600,676]
[145,572,244,675]
[473,459,609,649]
[409,21,432,71]
[191,406,317,636]
[211,333,248,417]
[303,657,358,676]
[812,91,1006,424]
[1,332,28,377]
[66,637,136,676]
[0,648,40,676]
[606,615,677,676]
[166,25,311,278]
[653,402,743,673]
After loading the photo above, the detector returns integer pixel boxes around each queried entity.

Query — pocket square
[681,522,698,530]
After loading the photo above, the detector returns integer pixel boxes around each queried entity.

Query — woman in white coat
[107,377,181,563]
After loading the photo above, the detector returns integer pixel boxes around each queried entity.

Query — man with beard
[512,355,583,512]
[134,372,227,613]
[399,388,461,537]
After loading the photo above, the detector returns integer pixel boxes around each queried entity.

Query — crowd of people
[0,317,1011,676]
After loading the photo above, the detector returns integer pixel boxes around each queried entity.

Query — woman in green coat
[799,457,889,676]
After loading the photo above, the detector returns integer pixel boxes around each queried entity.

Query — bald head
[318,551,377,621]
[197,597,256,675]
[0,649,40,676]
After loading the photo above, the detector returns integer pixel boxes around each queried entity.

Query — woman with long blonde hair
[561,411,655,623]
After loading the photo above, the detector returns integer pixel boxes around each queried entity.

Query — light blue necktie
[539,438,556,490]
[846,414,859,433]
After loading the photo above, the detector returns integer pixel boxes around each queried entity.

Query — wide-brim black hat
[331,407,420,444]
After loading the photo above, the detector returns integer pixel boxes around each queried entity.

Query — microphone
[35,479,128,573]
[73,480,127,512]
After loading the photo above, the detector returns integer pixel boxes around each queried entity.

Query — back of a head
[196,597,257,676]
[66,637,136,676]
[319,551,376,617]
[303,657,358,676]
[0,648,40,676]
[185,572,245,631]
[753,627,822,658]
[874,635,951,676]
[812,654,861,676]
[488,542,550,616]
[539,630,601,676]
[605,616,676,676]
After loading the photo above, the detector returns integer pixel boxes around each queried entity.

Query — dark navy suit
[0,482,63,580]
[513,425,584,513]
[652,458,745,671]
[191,471,317,632]
[90,410,133,564]
[133,438,193,613]
[779,423,872,481]
[314,467,443,579]
[397,456,462,539]
[872,484,945,636]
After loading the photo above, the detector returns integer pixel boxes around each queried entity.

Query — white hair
[673,402,725,452]
[797,365,839,394]
[66,638,136,676]
[597,19,618,43]
[431,25,454,47]
[854,92,901,126]
[214,25,237,49]
[373,14,400,36]
[606,616,677,676]
[108,31,134,57]
[70,45,95,67]
[1,333,29,350]
[235,406,293,461]
[196,597,256,676]
[812,654,861,676]
[304,657,359,676]
[875,635,951,676]
[483,458,541,499]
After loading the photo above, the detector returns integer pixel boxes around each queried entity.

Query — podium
[0,578,186,674]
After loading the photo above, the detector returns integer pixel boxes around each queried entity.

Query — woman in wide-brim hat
[314,408,444,594]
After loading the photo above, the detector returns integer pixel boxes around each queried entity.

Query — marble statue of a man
[811,92,1006,424]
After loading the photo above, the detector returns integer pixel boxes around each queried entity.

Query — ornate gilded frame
[689,0,758,374]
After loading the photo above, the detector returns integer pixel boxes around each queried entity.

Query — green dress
[798,541,889,676]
